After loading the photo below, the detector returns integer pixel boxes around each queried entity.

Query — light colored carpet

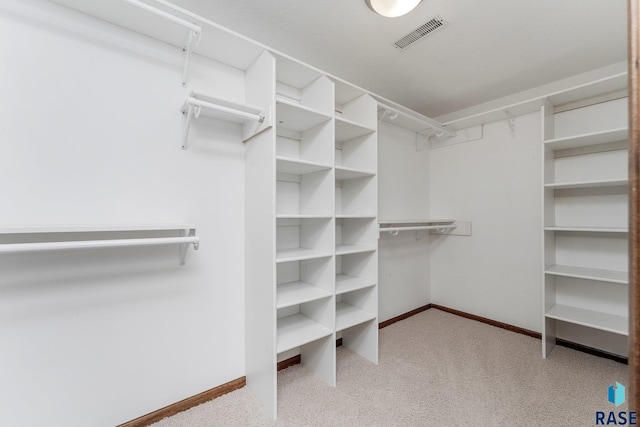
[152,309,628,426]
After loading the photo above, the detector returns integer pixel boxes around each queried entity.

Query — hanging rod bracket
[505,109,516,134]
[181,29,201,87]
[179,228,198,266]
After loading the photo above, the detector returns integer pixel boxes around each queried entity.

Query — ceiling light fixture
[365,0,423,17]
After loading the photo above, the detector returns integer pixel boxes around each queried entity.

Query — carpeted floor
[152,309,628,426]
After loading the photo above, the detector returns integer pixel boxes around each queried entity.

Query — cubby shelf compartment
[335,302,376,332]
[335,244,376,256]
[335,117,376,142]
[277,314,333,353]
[276,281,332,309]
[545,304,628,336]
[544,127,628,150]
[544,179,628,190]
[335,274,376,295]
[276,248,333,263]
[276,97,332,132]
[0,224,199,265]
[335,166,376,180]
[276,157,332,175]
[545,265,628,284]
[181,91,270,149]
[544,226,628,233]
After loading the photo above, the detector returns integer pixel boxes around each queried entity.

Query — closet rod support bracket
[179,228,198,265]
[181,29,201,87]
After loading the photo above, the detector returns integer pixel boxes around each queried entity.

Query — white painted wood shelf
[544,226,628,233]
[334,116,375,142]
[545,265,628,284]
[276,248,333,263]
[335,302,376,332]
[276,281,332,309]
[276,214,333,219]
[544,127,628,150]
[276,157,332,175]
[544,179,628,190]
[335,244,376,256]
[276,314,333,353]
[335,214,377,219]
[335,166,376,180]
[545,304,628,336]
[335,274,376,295]
[276,97,332,132]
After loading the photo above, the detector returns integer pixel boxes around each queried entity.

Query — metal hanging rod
[121,0,201,34]
[119,0,201,86]
[185,97,264,122]
[377,102,456,137]
[0,236,200,254]
[381,225,457,234]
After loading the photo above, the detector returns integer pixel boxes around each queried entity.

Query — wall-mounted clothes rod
[381,225,457,233]
[120,0,201,86]
[378,220,464,240]
[377,102,456,138]
[181,91,270,149]
[0,236,199,254]
[0,225,199,265]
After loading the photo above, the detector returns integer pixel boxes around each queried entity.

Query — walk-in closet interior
[0,0,630,425]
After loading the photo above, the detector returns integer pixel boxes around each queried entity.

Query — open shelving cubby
[541,77,629,358]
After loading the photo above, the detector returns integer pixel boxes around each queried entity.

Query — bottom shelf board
[545,265,628,284]
[277,314,333,354]
[336,302,376,332]
[545,304,628,336]
[335,274,376,295]
[277,281,332,309]
[335,244,376,256]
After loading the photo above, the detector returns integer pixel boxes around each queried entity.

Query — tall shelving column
[245,51,278,416]
[334,82,379,364]
[541,74,629,358]
[274,56,337,411]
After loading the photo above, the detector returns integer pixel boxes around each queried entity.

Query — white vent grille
[394,16,447,51]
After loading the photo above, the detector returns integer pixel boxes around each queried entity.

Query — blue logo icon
[608,382,625,407]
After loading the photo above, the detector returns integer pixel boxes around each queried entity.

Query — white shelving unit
[333,88,378,365]
[542,77,629,358]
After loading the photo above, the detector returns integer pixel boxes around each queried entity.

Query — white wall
[377,121,431,321]
[0,1,246,426]
[429,112,542,332]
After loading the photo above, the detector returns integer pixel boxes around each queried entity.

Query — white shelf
[276,157,332,175]
[277,281,332,309]
[335,274,376,295]
[545,304,628,336]
[276,248,333,263]
[545,265,628,284]
[335,166,376,180]
[336,214,377,219]
[443,72,628,131]
[544,226,628,233]
[276,97,332,132]
[544,179,628,190]
[335,244,376,256]
[277,314,333,353]
[335,116,375,142]
[276,214,333,219]
[336,302,376,332]
[544,127,628,150]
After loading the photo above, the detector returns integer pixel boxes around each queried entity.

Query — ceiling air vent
[394,16,448,51]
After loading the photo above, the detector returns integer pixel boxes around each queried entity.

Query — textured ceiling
[167,0,627,118]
